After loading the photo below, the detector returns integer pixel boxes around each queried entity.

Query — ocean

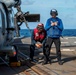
[20,29,76,37]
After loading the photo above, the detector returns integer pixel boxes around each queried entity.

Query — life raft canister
[34,28,46,41]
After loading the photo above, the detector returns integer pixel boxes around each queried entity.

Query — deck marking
[61,49,75,51]
[68,37,76,38]
[61,42,69,43]
[65,38,69,39]
[74,42,76,43]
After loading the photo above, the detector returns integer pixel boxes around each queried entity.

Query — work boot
[48,60,51,64]
[42,56,48,65]
[30,58,37,63]
[30,58,33,61]
[30,57,34,61]
[42,61,48,65]
[58,61,63,65]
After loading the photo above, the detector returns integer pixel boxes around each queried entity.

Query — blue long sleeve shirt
[45,17,64,38]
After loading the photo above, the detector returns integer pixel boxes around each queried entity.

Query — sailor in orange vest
[30,23,46,61]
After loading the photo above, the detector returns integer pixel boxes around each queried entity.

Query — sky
[14,0,76,29]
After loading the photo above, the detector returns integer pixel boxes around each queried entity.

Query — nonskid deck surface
[13,37,76,47]
[0,49,76,75]
[0,37,76,75]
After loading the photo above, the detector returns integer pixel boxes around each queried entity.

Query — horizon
[21,29,76,30]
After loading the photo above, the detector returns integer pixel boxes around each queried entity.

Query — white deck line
[61,49,75,51]
[64,38,69,39]
[74,42,76,43]
[67,37,76,38]
[61,42,69,43]
[61,38,68,40]
[51,49,75,52]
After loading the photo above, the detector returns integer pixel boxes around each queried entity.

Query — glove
[51,21,55,26]
[54,21,58,26]
[35,42,42,48]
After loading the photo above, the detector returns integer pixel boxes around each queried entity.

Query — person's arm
[56,19,64,31]
[42,38,47,45]
[45,19,52,31]
[42,31,47,44]
[31,30,36,45]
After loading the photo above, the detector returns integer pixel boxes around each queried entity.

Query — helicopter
[0,0,40,65]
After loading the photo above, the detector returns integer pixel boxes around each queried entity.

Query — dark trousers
[30,44,45,60]
[30,44,35,60]
[43,37,61,61]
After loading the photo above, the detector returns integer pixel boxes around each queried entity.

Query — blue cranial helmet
[50,9,58,16]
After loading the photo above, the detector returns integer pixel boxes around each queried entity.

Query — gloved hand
[51,21,55,26]
[35,42,42,48]
[51,21,58,26]
[54,21,58,26]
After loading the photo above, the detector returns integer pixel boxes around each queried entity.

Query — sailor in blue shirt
[43,9,64,65]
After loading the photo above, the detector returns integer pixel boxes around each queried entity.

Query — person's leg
[30,44,35,61]
[54,38,63,65]
[43,37,53,64]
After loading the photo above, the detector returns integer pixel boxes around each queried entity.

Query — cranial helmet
[37,23,44,30]
[50,9,58,16]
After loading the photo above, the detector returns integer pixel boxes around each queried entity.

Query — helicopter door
[0,3,7,47]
